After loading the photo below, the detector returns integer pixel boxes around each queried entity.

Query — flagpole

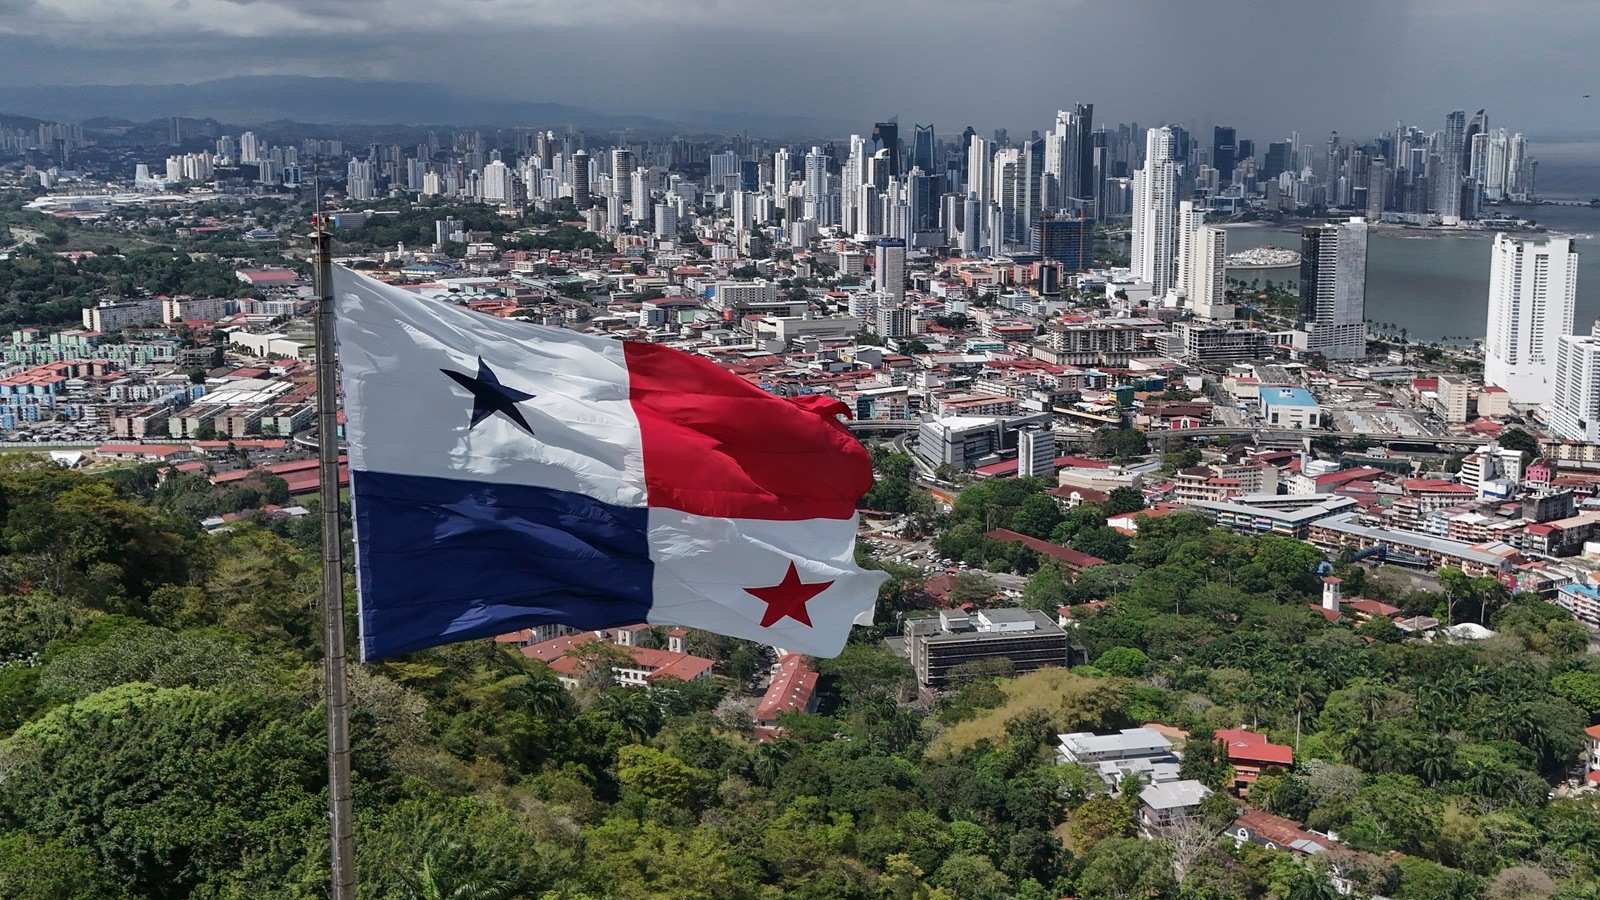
[312,213,357,900]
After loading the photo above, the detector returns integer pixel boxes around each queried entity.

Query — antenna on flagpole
[312,210,357,900]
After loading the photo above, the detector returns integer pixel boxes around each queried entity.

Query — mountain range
[0,76,856,138]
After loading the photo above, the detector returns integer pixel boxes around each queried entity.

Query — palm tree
[1286,869,1342,900]
[405,846,516,900]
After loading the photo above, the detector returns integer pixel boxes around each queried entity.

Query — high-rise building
[871,122,900,179]
[1435,110,1467,221]
[611,149,635,204]
[1213,126,1237,185]
[346,157,377,201]
[1017,427,1056,478]
[480,159,515,203]
[1175,200,1206,297]
[772,148,791,202]
[1549,320,1600,442]
[1296,217,1369,360]
[1484,234,1579,405]
[239,131,262,164]
[910,125,936,175]
[803,146,828,223]
[571,150,591,209]
[874,238,906,305]
[1131,127,1180,295]
[1187,226,1230,319]
[654,203,678,241]
[1029,213,1096,271]
[1263,141,1292,180]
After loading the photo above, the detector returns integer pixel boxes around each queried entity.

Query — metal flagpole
[312,213,357,900]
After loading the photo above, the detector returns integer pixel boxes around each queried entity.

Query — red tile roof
[984,528,1105,571]
[755,653,818,724]
[1215,728,1294,766]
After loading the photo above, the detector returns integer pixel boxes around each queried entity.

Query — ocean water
[1222,142,1600,342]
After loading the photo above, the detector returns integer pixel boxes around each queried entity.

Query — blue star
[440,357,536,435]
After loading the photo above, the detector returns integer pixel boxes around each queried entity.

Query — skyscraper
[1213,126,1237,185]
[871,122,900,179]
[571,150,591,209]
[803,146,830,224]
[1296,217,1369,360]
[1187,226,1230,319]
[1550,321,1600,442]
[910,125,936,175]
[611,149,635,204]
[1484,234,1579,404]
[874,238,906,305]
[1175,200,1206,297]
[772,148,791,202]
[1436,110,1467,221]
[1131,127,1180,295]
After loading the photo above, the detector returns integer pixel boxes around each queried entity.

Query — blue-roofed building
[1260,387,1324,429]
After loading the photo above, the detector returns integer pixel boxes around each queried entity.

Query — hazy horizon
[2,0,1598,141]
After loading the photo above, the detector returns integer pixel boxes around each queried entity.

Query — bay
[1223,203,1600,344]
[1212,139,1600,344]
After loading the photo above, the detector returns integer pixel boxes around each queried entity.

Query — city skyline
[1,1,1598,139]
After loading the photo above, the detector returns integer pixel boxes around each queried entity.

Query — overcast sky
[2,0,1598,139]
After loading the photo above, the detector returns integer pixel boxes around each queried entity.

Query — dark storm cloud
[0,0,1596,137]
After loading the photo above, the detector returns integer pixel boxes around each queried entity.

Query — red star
[744,562,833,628]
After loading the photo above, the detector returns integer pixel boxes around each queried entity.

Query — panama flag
[333,268,886,660]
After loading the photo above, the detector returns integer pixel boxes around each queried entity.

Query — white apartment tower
[874,238,907,306]
[1483,234,1579,406]
[1131,127,1180,296]
[1188,226,1231,319]
[803,146,829,224]
[611,149,635,204]
[1296,217,1369,360]
[1175,200,1206,297]
[1550,320,1600,442]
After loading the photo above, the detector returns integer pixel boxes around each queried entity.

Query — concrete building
[1131,127,1180,296]
[874,238,906,305]
[1017,426,1056,478]
[1140,780,1213,829]
[1435,374,1471,423]
[83,299,162,333]
[1295,218,1368,360]
[1187,226,1231,319]
[915,412,1051,469]
[1484,234,1579,405]
[904,608,1069,687]
[1549,320,1600,442]
[1260,387,1325,428]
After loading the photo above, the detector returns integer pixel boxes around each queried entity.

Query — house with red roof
[1230,809,1333,857]
[1213,728,1294,794]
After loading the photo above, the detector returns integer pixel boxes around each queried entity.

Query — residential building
[1187,226,1231,318]
[1213,728,1294,795]
[1549,320,1600,442]
[83,298,162,333]
[1295,218,1368,360]
[1483,235,1579,405]
[1017,426,1056,478]
[1131,127,1180,295]
[903,608,1070,687]
[1556,581,1600,629]
[1139,780,1212,829]
[1057,727,1182,790]
[1030,213,1096,271]
[1435,374,1471,423]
